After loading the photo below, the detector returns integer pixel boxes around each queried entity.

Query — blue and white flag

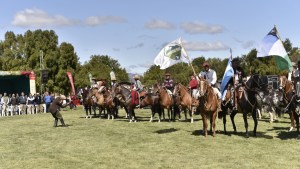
[154,38,189,69]
[220,57,234,100]
[257,26,292,72]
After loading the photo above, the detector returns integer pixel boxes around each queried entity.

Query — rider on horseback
[163,73,174,95]
[230,58,246,110]
[132,74,143,107]
[199,61,222,112]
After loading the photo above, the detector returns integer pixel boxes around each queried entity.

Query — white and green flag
[257,26,292,72]
[154,38,189,69]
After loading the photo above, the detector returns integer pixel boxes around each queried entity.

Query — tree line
[0,30,299,94]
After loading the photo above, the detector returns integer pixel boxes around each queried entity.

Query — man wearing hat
[199,61,222,111]
[49,95,68,127]
[132,74,143,107]
[163,73,174,95]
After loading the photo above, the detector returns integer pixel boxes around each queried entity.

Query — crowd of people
[0,91,74,117]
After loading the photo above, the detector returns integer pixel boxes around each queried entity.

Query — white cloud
[184,41,228,51]
[145,19,175,30]
[12,8,75,27]
[242,40,255,49]
[85,16,126,26]
[181,22,223,34]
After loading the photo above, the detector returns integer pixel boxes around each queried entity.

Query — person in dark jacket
[49,95,68,127]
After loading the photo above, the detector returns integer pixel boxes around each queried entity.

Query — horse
[197,77,218,137]
[152,83,174,121]
[111,84,137,122]
[173,83,198,123]
[140,92,162,122]
[80,88,93,118]
[279,76,299,134]
[90,87,116,120]
[229,74,261,138]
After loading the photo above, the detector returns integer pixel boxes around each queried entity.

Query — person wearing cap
[199,61,222,111]
[49,95,68,127]
[163,73,174,95]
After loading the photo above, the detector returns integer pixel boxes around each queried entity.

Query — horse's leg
[289,111,295,132]
[230,109,238,133]
[212,111,217,137]
[252,109,258,137]
[150,106,154,122]
[223,111,227,134]
[132,109,137,122]
[269,111,274,123]
[190,108,194,123]
[203,115,208,137]
[243,111,249,138]
[158,106,162,123]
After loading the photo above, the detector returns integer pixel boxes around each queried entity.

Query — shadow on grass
[276,131,299,140]
[155,128,178,134]
[192,129,274,139]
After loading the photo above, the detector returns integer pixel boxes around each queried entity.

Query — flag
[67,71,76,96]
[154,38,189,69]
[220,57,234,100]
[257,26,293,72]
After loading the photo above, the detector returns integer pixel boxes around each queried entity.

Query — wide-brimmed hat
[202,61,209,67]
[60,95,66,100]
[232,58,240,62]
[134,74,140,79]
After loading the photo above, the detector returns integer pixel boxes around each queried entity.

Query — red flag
[67,71,75,96]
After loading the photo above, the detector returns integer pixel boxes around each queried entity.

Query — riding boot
[60,118,67,127]
[53,119,58,127]
[217,99,222,112]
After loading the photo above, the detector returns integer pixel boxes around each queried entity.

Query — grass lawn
[0,106,299,169]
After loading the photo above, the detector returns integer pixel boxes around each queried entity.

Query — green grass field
[0,106,299,169]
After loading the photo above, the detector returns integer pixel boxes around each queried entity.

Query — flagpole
[180,38,197,76]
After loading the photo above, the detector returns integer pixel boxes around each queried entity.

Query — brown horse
[152,83,174,121]
[198,77,218,137]
[90,87,116,120]
[173,83,198,123]
[279,76,299,133]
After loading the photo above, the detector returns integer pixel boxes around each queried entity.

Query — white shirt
[199,69,217,85]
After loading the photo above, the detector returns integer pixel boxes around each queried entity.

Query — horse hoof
[129,120,132,123]
[134,120,137,122]
[289,127,294,132]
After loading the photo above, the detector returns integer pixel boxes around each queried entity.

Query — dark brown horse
[219,84,235,134]
[152,83,174,121]
[279,76,299,133]
[111,84,137,122]
[80,88,93,118]
[230,74,261,137]
[198,77,218,137]
[140,92,162,122]
[173,83,198,123]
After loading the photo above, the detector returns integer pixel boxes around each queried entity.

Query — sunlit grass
[0,106,299,169]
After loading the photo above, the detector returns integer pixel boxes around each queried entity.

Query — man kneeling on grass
[49,95,68,127]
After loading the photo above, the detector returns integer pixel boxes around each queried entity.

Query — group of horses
[78,74,300,138]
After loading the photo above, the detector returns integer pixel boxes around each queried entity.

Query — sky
[1,0,300,74]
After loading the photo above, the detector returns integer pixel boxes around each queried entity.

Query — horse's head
[152,83,160,95]
[246,74,261,90]
[198,77,209,97]
[279,75,294,94]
